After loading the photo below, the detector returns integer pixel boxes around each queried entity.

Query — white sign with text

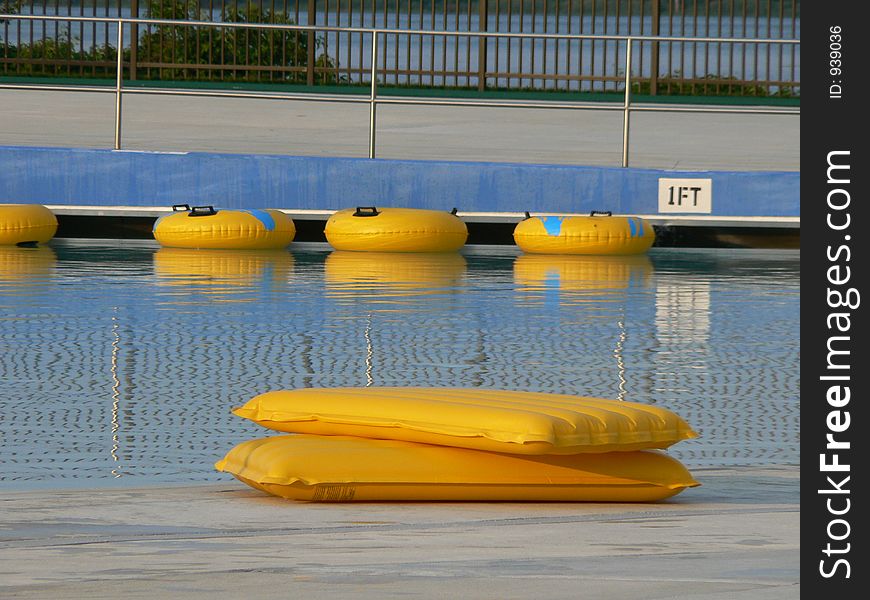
[658,178,713,214]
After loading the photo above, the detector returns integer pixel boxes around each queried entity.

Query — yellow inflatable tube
[325,207,467,252]
[0,204,58,246]
[215,435,699,502]
[153,205,295,250]
[233,387,698,455]
[514,211,655,255]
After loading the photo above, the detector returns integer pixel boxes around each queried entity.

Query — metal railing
[0,13,799,167]
[1,1,801,95]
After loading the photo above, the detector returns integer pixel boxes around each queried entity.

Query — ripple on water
[0,242,799,488]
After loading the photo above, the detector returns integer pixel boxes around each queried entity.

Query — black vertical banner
[803,2,868,595]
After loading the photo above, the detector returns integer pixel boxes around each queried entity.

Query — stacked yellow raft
[217,387,699,502]
[514,211,654,255]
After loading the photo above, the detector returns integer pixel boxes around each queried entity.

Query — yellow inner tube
[0,204,58,246]
[325,207,468,252]
[153,207,295,250]
[514,214,655,255]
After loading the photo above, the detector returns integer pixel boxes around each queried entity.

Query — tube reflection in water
[513,253,656,401]
[153,248,296,304]
[324,251,467,305]
[513,254,653,305]
[0,246,57,283]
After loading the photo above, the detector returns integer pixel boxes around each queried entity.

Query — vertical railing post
[369,31,378,159]
[477,0,488,92]
[307,0,316,86]
[650,0,660,96]
[621,38,632,168]
[114,20,124,150]
[130,0,138,81]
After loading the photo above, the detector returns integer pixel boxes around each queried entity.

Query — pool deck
[1,465,799,599]
[0,88,798,172]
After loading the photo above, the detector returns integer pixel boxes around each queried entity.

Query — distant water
[5,10,799,90]
[0,240,799,490]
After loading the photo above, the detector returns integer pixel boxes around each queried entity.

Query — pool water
[0,240,799,490]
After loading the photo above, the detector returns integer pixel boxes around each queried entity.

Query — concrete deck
[0,88,799,171]
[1,465,799,599]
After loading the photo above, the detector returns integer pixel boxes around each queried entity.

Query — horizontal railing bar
[133,63,308,73]
[0,14,801,45]
[0,59,306,72]
[0,58,119,67]
[0,83,116,93]
[652,78,800,87]
[0,67,802,91]
[377,97,624,110]
[629,104,799,115]
[0,81,798,115]
[0,63,801,88]
[124,88,370,103]
[0,82,371,103]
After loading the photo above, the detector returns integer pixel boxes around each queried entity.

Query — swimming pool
[0,240,799,490]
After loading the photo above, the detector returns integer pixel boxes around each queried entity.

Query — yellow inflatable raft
[216,435,699,502]
[232,387,698,455]
[0,204,58,246]
[514,211,655,255]
[153,205,295,250]
[325,207,467,252]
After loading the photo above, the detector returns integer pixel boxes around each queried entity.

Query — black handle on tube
[353,206,380,217]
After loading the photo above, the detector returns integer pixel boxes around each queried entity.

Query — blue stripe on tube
[541,216,565,236]
[239,209,276,231]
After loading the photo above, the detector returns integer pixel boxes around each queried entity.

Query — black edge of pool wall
[54,215,799,249]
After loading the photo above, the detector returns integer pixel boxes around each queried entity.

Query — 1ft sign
[658,178,713,214]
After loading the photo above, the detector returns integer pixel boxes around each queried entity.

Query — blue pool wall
[0,145,799,217]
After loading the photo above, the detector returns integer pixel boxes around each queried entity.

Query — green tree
[138,1,338,83]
